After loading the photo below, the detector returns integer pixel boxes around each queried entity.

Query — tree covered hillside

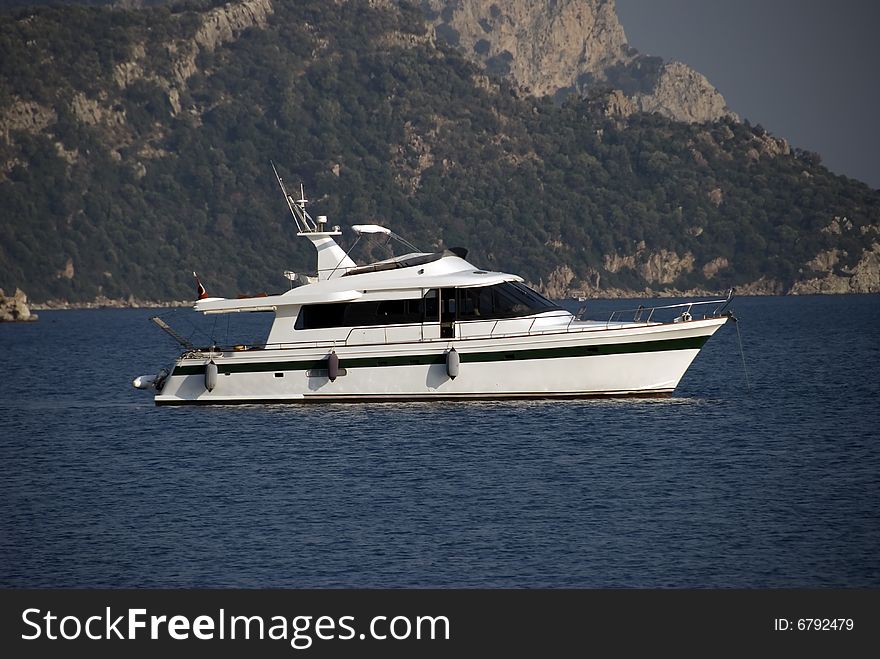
[1,0,878,302]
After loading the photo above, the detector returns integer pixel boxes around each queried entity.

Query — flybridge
[188,164,522,315]
[271,160,356,281]
[271,161,425,282]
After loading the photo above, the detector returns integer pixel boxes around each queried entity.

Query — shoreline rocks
[17,273,880,315]
[0,288,38,322]
[30,296,191,311]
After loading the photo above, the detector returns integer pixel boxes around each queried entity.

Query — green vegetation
[0,0,878,301]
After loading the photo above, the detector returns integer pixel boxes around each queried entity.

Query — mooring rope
[732,315,752,394]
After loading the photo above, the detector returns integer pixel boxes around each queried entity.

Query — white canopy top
[193,252,522,314]
[351,224,391,235]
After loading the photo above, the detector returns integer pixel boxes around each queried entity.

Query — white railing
[178,291,734,356]
[572,290,734,329]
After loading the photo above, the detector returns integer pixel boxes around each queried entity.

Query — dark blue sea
[1,295,878,588]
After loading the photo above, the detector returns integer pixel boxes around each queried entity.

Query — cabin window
[296,302,347,329]
[377,298,425,325]
[342,301,382,327]
[294,282,559,330]
[296,295,427,330]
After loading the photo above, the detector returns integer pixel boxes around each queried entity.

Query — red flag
[193,271,209,300]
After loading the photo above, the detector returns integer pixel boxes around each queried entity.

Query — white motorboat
[135,166,732,405]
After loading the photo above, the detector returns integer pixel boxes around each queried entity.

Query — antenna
[271,160,317,233]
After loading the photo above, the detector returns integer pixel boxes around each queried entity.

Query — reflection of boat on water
[134,166,733,405]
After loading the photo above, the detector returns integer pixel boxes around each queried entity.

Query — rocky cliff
[535,239,880,300]
[421,0,628,97]
[790,242,880,295]
[420,0,737,123]
[632,61,733,124]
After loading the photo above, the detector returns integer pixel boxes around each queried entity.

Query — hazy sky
[616,0,880,189]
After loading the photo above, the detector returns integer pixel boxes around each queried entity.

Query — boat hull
[154,317,727,405]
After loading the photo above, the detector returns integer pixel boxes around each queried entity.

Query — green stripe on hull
[171,335,709,377]
[155,390,675,405]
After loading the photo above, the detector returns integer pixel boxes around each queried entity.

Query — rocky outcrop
[702,257,729,279]
[113,0,274,109]
[1,99,54,175]
[603,253,633,274]
[788,220,880,294]
[70,92,127,128]
[534,264,577,299]
[115,0,274,91]
[707,187,723,206]
[805,249,843,273]
[593,88,635,119]
[633,62,736,124]
[849,243,880,292]
[603,242,694,285]
[420,0,736,124]
[57,257,75,281]
[113,43,147,88]
[790,243,880,294]
[788,274,852,295]
[732,277,785,296]
[532,246,704,299]
[0,98,57,140]
[0,288,38,322]
[821,216,854,235]
[598,241,880,296]
[752,131,790,158]
[422,0,629,98]
[639,249,694,284]
[194,0,273,53]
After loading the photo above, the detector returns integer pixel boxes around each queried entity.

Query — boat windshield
[454,282,561,320]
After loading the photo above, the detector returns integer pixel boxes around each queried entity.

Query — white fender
[446,347,460,379]
[328,351,340,382]
[205,360,218,392]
